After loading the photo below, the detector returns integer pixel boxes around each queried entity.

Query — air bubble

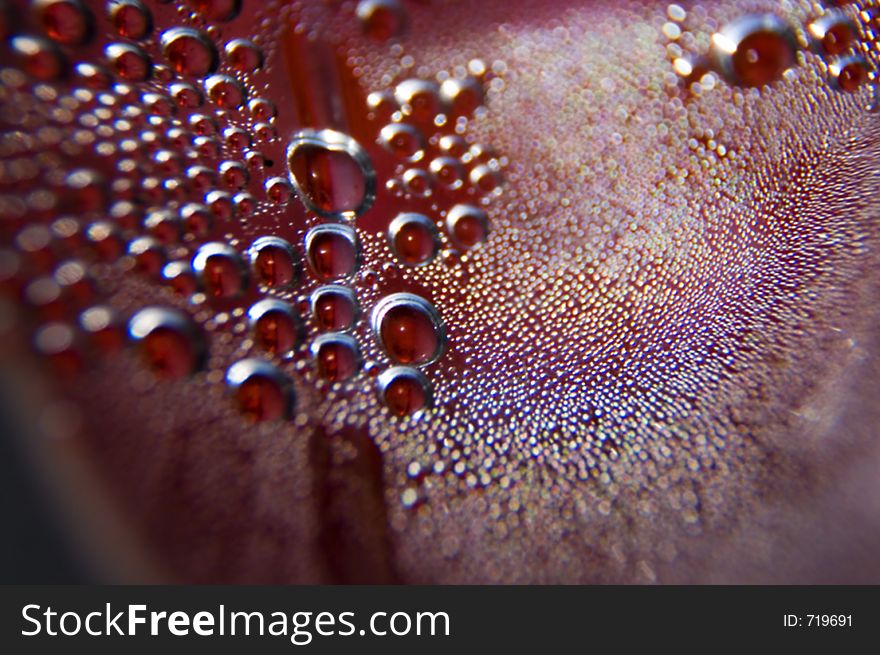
[105,42,151,82]
[225,38,263,73]
[829,55,869,92]
[394,79,445,122]
[109,0,152,40]
[808,11,856,57]
[356,0,406,41]
[204,74,245,108]
[379,123,425,161]
[37,0,93,46]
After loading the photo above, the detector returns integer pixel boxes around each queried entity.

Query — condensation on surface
[2,0,880,583]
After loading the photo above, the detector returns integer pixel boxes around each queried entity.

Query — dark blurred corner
[0,394,86,583]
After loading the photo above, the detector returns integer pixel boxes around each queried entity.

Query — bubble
[248,236,298,289]
[109,0,152,41]
[78,305,124,353]
[356,0,406,42]
[379,123,425,161]
[74,62,112,89]
[429,156,465,189]
[264,176,293,204]
[808,11,856,57]
[192,242,247,298]
[225,38,263,73]
[394,79,445,122]
[226,358,294,423]
[86,221,124,261]
[205,189,235,220]
[36,0,93,46]
[311,284,358,331]
[287,129,376,219]
[829,55,869,92]
[248,298,300,357]
[223,126,251,150]
[161,260,198,296]
[247,97,276,120]
[128,306,205,379]
[388,212,439,266]
[204,73,245,108]
[372,292,445,366]
[180,202,212,238]
[161,27,218,78]
[127,236,166,277]
[187,166,216,193]
[311,333,361,382]
[11,36,67,81]
[402,168,432,196]
[105,42,152,82]
[34,322,82,376]
[218,160,249,189]
[445,203,488,249]
[438,134,467,157]
[170,81,203,108]
[144,209,182,245]
[469,163,502,193]
[377,366,432,416]
[439,76,484,117]
[305,224,360,282]
[710,14,798,87]
[366,90,398,121]
[54,259,92,307]
[189,0,241,23]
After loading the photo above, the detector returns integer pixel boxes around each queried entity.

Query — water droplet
[170,81,203,108]
[127,235,166,276]
[287,129,375,219]
[402,168,432,196]
[710,14,798,87]
[226,358,293,422]
[105,42,152,82]
[439,76,484,117]
[808,11,856,56]
[372,292,445,366]
[34,322,83,376]
[192,242,247,298]
[74,62,112,88]
[377,366,432,416]
[388,212,439,266]
[394,79,445,122]
[204,73,245,108]
[219,160,249,189]
[429,156,465,189]
[180,202,213,237]
[109,0,152,41]
[128,306,205,379]
[248,298,300,356]
[87,221,124,261]
[144,209,182,245]
[356,0,406,41]
[161,27,217,77]
[438,134,467,157]
[79,305,124,353]
[379,123,425,161]
[311,284,358,331]
[305,224,359,281]
[830,55,869,92]
[248,236,298,288]
[161,260,198,296]
[190,0,241,23]
[11,36,67,81]
[469,163,502,193]
[446,203,488,249]
[264,176,293,204]
[37,0,93,46]
[225,38,263,73]
[247,97,276,120]
[205,189,235,220]
[311,333,361,382]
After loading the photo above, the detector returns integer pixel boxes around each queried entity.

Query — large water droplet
[161,27,218,77]
[248,299,301,357]
[248,236,298,289]
[287,129,375,219]
[710,14,798,87]
[388,212,439,266]
[37,0,93,46]
[377,366,432,416]
[311,284,358,331]
[311,333,360,382]
[446,203,488,249]
[192,242,247,298]
[372,293,445,366]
